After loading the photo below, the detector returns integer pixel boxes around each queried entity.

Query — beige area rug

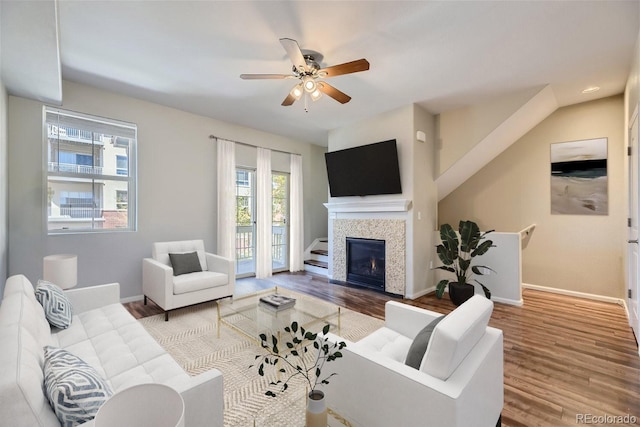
[139,291,384,427]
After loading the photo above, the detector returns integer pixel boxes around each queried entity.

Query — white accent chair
[324,296,503,427]
[143,240,235,320]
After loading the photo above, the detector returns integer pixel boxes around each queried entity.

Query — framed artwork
[550,137,608,215]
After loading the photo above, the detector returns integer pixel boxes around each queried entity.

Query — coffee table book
[259,294,296,311]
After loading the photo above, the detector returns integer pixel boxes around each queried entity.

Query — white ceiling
[2,1,639,146]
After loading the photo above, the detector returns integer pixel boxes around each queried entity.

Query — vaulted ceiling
[2,1,639,146]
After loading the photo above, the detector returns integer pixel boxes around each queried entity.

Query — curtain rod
[209,134,301,156]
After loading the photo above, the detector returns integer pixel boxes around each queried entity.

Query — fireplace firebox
[346,237,385,292]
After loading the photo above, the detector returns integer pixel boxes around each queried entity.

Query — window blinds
[45,108,137,139]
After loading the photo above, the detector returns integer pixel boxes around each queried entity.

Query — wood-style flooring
[124,272,640,427]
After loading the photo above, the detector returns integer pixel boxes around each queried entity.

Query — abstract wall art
[550,138,608,215]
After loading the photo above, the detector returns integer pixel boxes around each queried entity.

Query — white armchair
[143,240,235,320]
[323,296,503,427]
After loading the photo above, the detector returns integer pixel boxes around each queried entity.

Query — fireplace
[346,237,385,292]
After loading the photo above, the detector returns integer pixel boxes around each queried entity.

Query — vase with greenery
[434,220,495,306]
[251,321,346,425]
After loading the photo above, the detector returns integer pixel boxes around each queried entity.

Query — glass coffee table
[216,287,341,342]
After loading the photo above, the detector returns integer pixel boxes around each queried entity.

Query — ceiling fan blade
[318,59,370,78]
[240,74,294,80]
[279,38,307,73]
[317,82,351,104]
[281,93,297,106]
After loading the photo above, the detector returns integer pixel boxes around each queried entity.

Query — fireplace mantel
[324,199,412,213]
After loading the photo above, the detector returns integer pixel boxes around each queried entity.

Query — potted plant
[434,220,495,306]
[252,322,346,426]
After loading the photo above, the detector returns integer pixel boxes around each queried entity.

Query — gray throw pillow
[169,251,202,276]
[405,315,445,369]
[43,346,113,426]
[35,280,73,329]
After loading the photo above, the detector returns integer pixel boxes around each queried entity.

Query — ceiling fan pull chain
[304,93,309,113]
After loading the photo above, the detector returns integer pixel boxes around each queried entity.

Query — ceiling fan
[240,38,370,109]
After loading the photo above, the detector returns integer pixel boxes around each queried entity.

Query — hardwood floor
[125,272,640,427]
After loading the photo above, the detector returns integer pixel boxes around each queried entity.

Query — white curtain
[256,147,273,278]
[216,139,236,262]
[289,154,304,272]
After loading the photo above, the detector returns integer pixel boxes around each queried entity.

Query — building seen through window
[46,108,137,233]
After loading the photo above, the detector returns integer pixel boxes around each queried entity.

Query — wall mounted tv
[325,139,402,197]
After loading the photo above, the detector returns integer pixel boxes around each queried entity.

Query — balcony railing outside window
[48,125,95,142]
[236,225,287,269]
[60,206,103,219]
[48,162,104,175]
[236,225,254,261]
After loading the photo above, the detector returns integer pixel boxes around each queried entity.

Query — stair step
[310,249,329,256]
[304,259,328,269]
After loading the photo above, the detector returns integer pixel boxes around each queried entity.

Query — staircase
[304,238,329,276]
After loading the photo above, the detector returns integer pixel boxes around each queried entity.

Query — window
[116,155,128,176]
[116,190,128,210]
[59,191,96,218]
[235,169,255,275]
[236,170,250,187]
[45,107,137,233]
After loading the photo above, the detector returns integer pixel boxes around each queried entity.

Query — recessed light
[582,86,600,94]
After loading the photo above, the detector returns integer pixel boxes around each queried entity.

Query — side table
[95,383,184,427]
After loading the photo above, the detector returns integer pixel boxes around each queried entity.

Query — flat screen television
[325,139,402,197]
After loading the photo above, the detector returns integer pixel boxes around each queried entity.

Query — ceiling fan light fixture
[310,88,323,101]
[303,76,317,92]
[242,38,369,109]
[290,83,303,100]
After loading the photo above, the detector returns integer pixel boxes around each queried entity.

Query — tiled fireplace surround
[325,199,411,296]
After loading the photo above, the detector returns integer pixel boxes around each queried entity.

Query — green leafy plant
[435,220,495,299]
[251,322,346,397]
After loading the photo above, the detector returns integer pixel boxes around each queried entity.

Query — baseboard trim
[492,296,524,307]
[405,286,435,300]
[121,294,144,304]
[522,283,625,306]
[405,287,523,306]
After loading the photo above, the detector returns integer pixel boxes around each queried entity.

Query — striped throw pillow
[43,346,113,426]
[35,280,73,329]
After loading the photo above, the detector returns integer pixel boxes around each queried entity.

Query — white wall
[412,105,437,298]
[437,87,543,175]
[0,78,7,296]
[7,80,328,299]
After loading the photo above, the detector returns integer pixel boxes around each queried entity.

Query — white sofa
[143,240,235,321]
[0,274,224,427]
[324,296,503,427]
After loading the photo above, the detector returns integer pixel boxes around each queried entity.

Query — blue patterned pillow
[43,346,113,426]
[35,280,73,329]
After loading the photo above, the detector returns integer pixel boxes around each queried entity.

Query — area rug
[138,291,384,427]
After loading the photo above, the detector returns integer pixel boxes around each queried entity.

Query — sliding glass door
[272,172,289,272]
[235,168,290,276]
[236,169,256,276]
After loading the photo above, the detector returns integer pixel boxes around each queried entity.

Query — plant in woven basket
[251,322,346,397]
